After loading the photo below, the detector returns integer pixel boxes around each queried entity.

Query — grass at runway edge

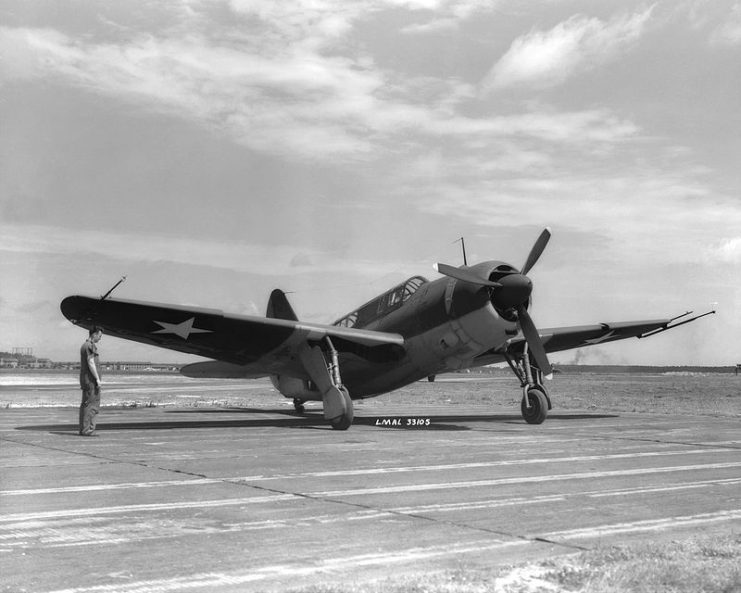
[291,533,741,593]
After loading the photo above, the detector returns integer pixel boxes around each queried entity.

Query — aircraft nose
[491,274,532,310]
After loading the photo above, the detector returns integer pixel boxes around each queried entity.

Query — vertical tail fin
[266,289,298,321]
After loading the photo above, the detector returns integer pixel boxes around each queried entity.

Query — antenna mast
[100,276,127,301]
[458,237,468,266]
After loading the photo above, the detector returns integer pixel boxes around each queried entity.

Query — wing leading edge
[60,296,405,378]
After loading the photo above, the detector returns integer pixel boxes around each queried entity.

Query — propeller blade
[521,227,551,275]
[517,305,553,378]
[434,263,502,287]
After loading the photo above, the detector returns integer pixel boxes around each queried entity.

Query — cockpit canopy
[333,276,428,329]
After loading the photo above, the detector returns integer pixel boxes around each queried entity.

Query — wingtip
[60,295,81,320]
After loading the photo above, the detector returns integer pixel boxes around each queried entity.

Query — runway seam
[0,436,221,482]
[595,435,741,451]
[0,436,136,466]
[215,478,593,553]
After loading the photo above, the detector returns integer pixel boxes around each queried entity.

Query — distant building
[102,362,180,372]
[0,351,181,372]
[29,358,54,369]
[104,362,153,371]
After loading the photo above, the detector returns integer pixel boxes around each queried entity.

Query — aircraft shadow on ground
[16,408,618,434]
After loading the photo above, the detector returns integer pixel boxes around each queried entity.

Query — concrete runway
[1,397,740,592]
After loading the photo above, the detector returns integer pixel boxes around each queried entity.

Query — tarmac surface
[2,396,740,592]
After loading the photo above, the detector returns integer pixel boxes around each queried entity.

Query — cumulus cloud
[709,2,741,45]
[1,19,480,161]
[398,0,500,33]
[683,0,741,46]
[0,25,393,159]
[227,0,360,48]
[484,7,654,90]
[0,13,643,165]
[714,237,741,262]
[427,108,639,143]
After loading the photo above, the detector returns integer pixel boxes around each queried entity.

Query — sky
[1,0,740,366]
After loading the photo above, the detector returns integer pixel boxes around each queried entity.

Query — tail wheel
[521,388,548,424]
[330,387,354,431]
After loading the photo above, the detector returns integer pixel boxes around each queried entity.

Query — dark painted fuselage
[334,261,517,397]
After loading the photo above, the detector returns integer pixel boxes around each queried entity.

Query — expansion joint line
[226,478,591,553]
[0,436,127,466]
[593,434,741,451]
[0,435,215,479]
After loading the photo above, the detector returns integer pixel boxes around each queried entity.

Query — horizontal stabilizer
[180,360,267,379]
[267,289,298,321]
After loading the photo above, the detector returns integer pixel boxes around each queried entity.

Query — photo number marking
[374,418,431,428]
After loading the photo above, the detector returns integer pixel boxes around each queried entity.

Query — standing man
[79,326,103,436]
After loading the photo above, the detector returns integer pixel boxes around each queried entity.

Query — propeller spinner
[435,227,553,377]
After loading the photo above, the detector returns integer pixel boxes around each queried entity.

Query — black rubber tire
[330,388,354,430]
[521,388,548,424]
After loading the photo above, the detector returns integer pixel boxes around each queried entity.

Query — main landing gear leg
[506,347,552,425]
[298,339,353,430]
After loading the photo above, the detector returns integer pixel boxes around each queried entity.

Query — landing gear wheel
[330,387,354,431]
[293,398,305,414]
[521,388,548,425]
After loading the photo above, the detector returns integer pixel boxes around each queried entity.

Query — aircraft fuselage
[320,261,518,398]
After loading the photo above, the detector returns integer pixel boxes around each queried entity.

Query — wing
[475,312,714,366]
[539,319,671,353]
[60,296,405,378]
[479,319,670,364]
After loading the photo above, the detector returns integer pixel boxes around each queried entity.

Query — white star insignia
[584,330,616,345]
[152,318,213,340]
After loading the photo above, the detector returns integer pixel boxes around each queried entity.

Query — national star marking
[584,330,616,345]
[152,318,213,340]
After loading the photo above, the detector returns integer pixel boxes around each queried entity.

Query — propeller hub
[491,273,532,311]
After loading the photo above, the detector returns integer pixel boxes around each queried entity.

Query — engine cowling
[487,263,532,319]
